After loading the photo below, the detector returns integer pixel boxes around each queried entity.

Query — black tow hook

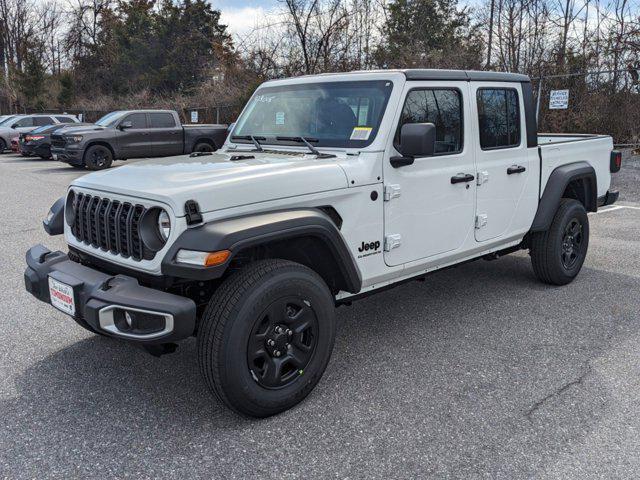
[142,343,178,357]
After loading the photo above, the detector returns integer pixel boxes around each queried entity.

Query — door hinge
[384,234,402,252]
[475,214,488,229]
[383,184,401,201]
[477,171,489,186]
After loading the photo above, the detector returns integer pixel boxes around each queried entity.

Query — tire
[84,145,113,170]
[193,142,214,153]
[530,198,589,285]
[197,259,336,417]
[0,139,6,152]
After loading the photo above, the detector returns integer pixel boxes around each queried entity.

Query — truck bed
[538,133,613,200]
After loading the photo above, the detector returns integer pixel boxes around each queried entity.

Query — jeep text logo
[358,241,380,253]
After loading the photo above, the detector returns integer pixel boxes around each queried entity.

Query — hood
[54,125,103,135]
[71,150,349,215]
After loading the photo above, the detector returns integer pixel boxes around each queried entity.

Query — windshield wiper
[231,135,266,151]
[275,136,335,158]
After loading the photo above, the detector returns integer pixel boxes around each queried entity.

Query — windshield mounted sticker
[275,111,285,125]
[350,127,372,141]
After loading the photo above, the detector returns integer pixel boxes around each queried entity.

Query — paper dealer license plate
[48,276,76,316]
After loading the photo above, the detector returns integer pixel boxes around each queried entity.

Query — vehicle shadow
[2,253,637,476]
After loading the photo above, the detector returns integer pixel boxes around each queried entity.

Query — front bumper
[24,244,197,344]
[51,146,83,165]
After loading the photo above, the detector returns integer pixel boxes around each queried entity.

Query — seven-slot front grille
[71,192,149,261]
[51,134,66,148]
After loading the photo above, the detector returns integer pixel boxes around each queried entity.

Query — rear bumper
[24,244,197,344]
[598,190,619,207]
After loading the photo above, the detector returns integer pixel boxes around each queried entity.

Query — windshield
[0,115,17,126]
[95,111,125,127]
[232,80,393,148]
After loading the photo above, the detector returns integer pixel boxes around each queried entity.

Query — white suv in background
[0,114,80,152]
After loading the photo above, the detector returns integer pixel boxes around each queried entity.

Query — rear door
[116,112,153,158]
[148,112,183,156]
[471,84,530,242]
[383,81,477,266]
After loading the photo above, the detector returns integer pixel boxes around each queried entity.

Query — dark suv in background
[19,123,91,159]
[50,109,229,170]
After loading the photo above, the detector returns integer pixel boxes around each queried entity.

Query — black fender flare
[161,208,362,293]
[530,161,597,232]
[43,196,64,236]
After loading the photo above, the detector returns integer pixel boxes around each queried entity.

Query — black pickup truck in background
[51,109,229,170]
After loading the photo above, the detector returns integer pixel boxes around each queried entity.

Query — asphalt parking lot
[1,151,640,479]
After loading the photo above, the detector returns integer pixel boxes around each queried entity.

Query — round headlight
[157,210,171,241]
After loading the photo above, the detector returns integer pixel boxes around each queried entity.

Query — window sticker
[350,126,372,141]
[275,111,285,125]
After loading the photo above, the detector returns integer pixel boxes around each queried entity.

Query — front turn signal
[175,249,231,267]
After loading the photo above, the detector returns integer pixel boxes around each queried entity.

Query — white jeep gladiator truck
[24,70,621,417]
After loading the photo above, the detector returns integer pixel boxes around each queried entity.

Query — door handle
[507,165,526,174]
[450,173,475,184]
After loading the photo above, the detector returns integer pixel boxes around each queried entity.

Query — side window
[33,117,53,126]
[122,113,147,129]
[396,89,463,155]
[476,89,520,149]
[55,116,75,123]
[14,117,33,127]
[149,113,176,128]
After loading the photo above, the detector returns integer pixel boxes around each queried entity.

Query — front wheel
[197,259,336,417]
[530,198,589,285]
[84,145,113,170]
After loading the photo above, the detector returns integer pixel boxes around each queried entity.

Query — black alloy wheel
[560,218,584,269]
[246,296,319,389]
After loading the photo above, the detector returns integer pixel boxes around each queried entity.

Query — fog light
[113,308,166,334]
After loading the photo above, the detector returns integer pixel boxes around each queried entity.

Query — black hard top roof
[401,69,530,82]
[276,69,531,83]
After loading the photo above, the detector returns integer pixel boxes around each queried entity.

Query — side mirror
[391,123,437,168]
[11,123,18,129]
[119,121,133,130]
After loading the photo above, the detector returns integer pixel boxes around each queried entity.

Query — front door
[116,112,153,158]
[383,82,477,267]
[471,84,530,242]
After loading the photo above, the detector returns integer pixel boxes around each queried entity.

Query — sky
[211,0,280,37]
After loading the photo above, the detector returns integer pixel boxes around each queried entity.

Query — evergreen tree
[58,72,74,108]
[376,0,483,69]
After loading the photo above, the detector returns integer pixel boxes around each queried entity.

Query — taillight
[610,150,622,173]
[29,135,44,141]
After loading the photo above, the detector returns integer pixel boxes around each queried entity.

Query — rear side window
[123,113,148,129]
[149,113,176,128]
[14,117,33,127]
[34,117,54,126]
[55,116,76,123]
[477,89,520,149]
[396,88,463,155]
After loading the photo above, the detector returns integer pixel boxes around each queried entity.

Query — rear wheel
[84,145,113,170]
[193,142,214,153]
[0,139,6,152]
[530,199,589,285]
[197,259,336,417]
